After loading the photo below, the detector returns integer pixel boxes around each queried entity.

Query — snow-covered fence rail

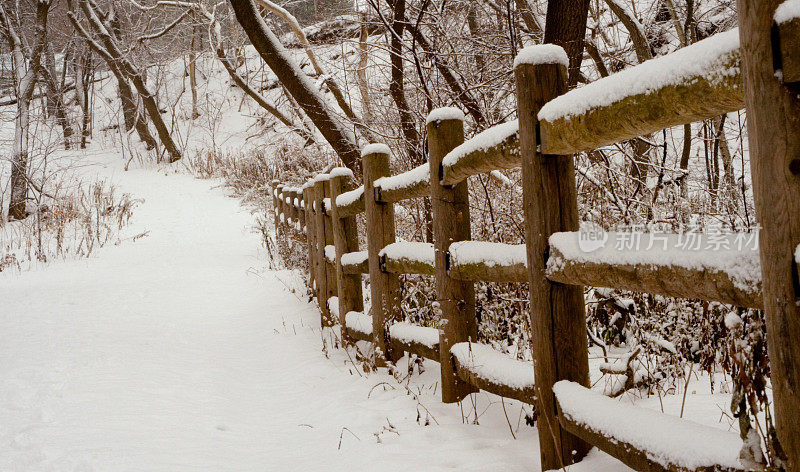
[439,30,744,187]
[270,16,800,472]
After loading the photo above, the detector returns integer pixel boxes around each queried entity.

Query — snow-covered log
[553,381,745,472]
[448,241,527,282]
[538,30,743,156]
[438,30,746,187]
[340,250,369,274]
[440,120,520,186]
[379,242,435,276]
[344,311,372,343]
[375,164,430,203]
[546,231,763,309]
[389,323,440,361]
[335,186,365,218]
[451,342,536,404]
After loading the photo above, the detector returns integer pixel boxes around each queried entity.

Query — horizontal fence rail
[269,21,800,472]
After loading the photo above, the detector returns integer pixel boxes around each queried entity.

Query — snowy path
[0,159,550,471]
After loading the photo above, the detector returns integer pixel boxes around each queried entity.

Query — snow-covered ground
[0,26,748,471]
[0,149,744,471]
[0,153,552,471]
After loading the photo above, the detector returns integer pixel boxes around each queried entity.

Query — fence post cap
[513,44,569,70]
[329,167,355,179]
[426,107,465,125]
[361,143,391,157]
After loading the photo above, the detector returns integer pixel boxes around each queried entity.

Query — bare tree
[228,0,362,173]
[0,0,51,221]
[68,0,182,161]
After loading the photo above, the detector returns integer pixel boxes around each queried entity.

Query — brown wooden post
[738,4,800,468]
[297,187,306,234]
[313,176,336,326]
[276,183,285,228]
[276,184,288,250]
[515,47,590,469]
[322,179,339,312]
[362,145,401,363]
[287,188,297,231]
[330,168,365,333]
[302,184,316,292]
[426,108,477,404]
[270,179,280,236]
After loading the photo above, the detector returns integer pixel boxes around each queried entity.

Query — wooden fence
[270,14,800,472]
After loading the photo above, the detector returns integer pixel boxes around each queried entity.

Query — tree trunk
[543,0,591,87]
[228,0,362,173]
[388,0,423,166]
[69,0,181,161]
[1,0,50,221]
[106,8,157,149]
[43,45,75,149]
[189,20,200,119]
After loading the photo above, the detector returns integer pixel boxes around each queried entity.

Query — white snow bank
[389,322,439,349]
[325,245,337,263]
[547,231,761,292]
[361,143,391,157]
[553,381,743,470]
[450,342,535,391]
[442,120,520,169]
[323,197,331,213]
[341,250,368,266]
[426,107,465,125]
[379,242,435,265]
[345,311,373,335]
[374,164,429,192]
[538,29,740,122]
[513,44,569,69]
[545,448,634,472]
[313,173,331,183]
[448,240,526,267]
[776,0,800,24]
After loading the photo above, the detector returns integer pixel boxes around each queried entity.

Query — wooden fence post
[330,168,365,333]
[277,184,288,250]
[297,187,306,235]
[362,145,401,363]
[302,184,316,293]
[271,179,280,236]
[738,4,800,468]
[287,188,297,231]
[276,183,285,228]
[515,47,590,469]
[313,176,337,326]
[322,178,339,312]
[426,108,477,404]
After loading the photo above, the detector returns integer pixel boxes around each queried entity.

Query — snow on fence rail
[379,242,435,275]
[447,241,528,282]
[451,342,536,404]
[546,231,763,309]
[269,21,800,472]
[553,381,745,472]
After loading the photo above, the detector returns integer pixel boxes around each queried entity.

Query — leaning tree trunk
[228,0,362,174]
[68,0,181,161]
